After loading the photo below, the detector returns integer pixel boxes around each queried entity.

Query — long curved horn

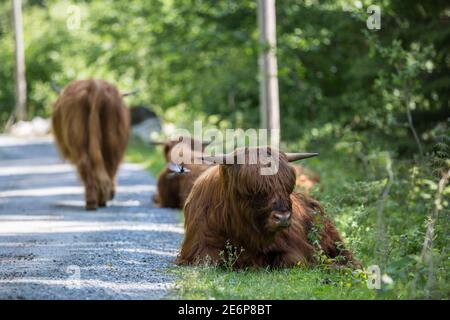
[286,152,318,162]
[200,151,318,164]
[122,89,140,97]
[149,140,166,145]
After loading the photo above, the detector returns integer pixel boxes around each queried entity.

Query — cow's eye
[250,194,265,205]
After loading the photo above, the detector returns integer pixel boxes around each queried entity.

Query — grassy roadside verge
[126,138,448,300]
[126,139,166,176]
[170,266,375,299]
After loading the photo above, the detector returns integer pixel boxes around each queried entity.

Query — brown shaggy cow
[152,137,210,208]
[292,164,320,194]
[177,147,355,268]
[52,79,130,210]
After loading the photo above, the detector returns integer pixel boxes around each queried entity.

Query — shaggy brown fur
[154,162,210,208]
[177,147,355,268]
[52,79,130,210]
[153,137,209,208]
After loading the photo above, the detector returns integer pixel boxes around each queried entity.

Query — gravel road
[0,135,183,299]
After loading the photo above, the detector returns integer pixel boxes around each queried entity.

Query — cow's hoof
[86,202,97,210]
[98,202,107,208]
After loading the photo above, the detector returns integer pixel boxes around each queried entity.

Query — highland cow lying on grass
[177,147,355,268]
[52,79,130,210]
[152,137,210,208]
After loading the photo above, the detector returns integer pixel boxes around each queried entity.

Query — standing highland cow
[177,147,355,268]
[52,79,130,210]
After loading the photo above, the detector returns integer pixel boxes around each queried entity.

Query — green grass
[126,139,166,176]
[126,138,449,300]
[170,266,377,300]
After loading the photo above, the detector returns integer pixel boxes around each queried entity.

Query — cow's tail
[88,79,105,169]
[84,79,114,208]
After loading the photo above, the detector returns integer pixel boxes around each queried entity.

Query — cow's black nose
[273,212,291,227]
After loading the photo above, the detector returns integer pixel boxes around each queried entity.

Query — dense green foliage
[1,1,448,137]
[1,0,448,299]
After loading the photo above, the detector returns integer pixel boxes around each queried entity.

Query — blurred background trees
[1,0,448,149]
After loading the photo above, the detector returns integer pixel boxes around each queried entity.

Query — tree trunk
[258,0,280,145]
[12,0,27,121]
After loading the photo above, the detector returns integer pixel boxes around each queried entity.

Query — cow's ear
[285,153,318,162]
[164,144,170,155]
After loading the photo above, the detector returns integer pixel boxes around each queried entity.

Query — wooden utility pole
[12,0,27,121]
[257,0,280,143]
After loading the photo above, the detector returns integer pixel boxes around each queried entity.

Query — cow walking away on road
[52,79,130,210]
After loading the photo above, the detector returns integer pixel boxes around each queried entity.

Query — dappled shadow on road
[0,136,158,213]
[0,136,183,299]
[0,281,171,300]
[0,228,180,299]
